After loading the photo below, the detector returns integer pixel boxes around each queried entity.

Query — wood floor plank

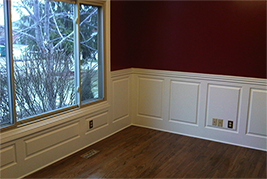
[24,126,267,178]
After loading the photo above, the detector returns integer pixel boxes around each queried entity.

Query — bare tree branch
[19,0,36,21]
[53,31,74,50]
[80,8,97,26]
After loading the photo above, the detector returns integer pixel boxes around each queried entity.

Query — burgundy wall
[111,1,132,70]
[111,1,266,78]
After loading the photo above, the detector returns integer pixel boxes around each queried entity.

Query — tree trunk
[33,0,43,50]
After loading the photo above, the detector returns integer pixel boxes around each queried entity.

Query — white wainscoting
[206,84,241,130]
[24,120,80,159]
[138,77,164,119]
[131,68,267,151]
[112,77,130,122]
[111,69,132,129]
[247,88,267,137]
[170,80,200,124]
[0,144,16,170]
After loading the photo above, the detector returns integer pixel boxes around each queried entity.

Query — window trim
[1,0,110,131]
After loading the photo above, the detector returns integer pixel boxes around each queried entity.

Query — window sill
[0,101,110,144]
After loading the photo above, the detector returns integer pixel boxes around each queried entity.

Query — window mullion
[74,3,81,107]
[98,7,104,99]
[4,0,17,126]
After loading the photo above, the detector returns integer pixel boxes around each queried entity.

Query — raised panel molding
[206,84,241,131]
[112,77,130,121]
[0,144,16,169]
[138,77,164,119]
[247,88,267,137]
[85,112,108,133]
[24,121,80,158]
[170,81,200,124]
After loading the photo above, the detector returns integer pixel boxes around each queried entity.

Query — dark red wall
[111,1,266,78]
[111,1,132,70]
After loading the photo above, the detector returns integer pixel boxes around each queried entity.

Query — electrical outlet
[89,120,93,129]
[218,119,223,127]
[228,120,233,128]
[212,118,218,126]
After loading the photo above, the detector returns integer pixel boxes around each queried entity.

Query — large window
[0,0,105,129]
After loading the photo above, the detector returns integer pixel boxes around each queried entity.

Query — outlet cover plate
[218,119,223,127]
[228,120,233,128]
[212,118,218,126]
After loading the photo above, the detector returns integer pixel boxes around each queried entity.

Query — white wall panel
[138,77,163,119]
[86,112,108,133]
[170,81,200,124]
[206,84,241,130]
[247,89,267,137]
[24,122,80,157]
[112,78,129,121]
[0,144,16,169]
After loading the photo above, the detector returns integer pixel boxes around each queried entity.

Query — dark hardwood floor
[25,126,266,178]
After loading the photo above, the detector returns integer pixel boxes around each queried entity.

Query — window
[0,0,107,129]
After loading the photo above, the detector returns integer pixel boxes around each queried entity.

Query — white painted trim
[111,68,133,78]
[132,68,267,86]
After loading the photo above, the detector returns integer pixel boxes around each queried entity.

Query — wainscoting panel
[0,144,16,169]
[112,77,130,122]
[110,71,131,132]
[24,121,80,158]
[138,77,164,120]
[247,88,267,137]
[170,80,200,124]
[206,84,241,130]
[85,112,108,133]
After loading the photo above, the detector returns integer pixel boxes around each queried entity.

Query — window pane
[80,4,103,104]
[12,0,76,120]
[0,0,11,126]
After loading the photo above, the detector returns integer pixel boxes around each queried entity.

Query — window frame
[1,0,110,131]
